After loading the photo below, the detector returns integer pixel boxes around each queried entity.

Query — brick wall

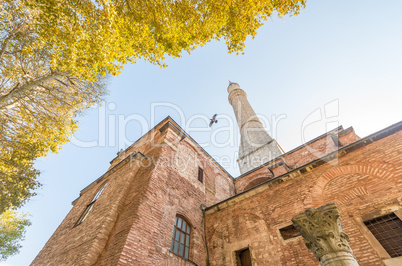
[31,146,154,265]
[205,128,402,265]
[234,127,360,193]
[32,117,401,266]
[101,125,235,265]
[32,118,234,265]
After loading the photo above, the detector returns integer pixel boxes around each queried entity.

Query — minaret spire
[228,82,283,174]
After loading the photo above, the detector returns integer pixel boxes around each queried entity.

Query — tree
[0,210,31,261]
[1,0,306,213]
[25,0,306,79]
[0,0,107,213]
[1,0,305,256]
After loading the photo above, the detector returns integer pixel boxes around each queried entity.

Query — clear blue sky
[3,1,402,265]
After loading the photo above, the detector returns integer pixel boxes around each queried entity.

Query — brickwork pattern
[108,128,234,265]
[32,117,401,266]
[32,119,235,265]
[32,158,143,265]
[206,130,402,265]
[234,128,359,193]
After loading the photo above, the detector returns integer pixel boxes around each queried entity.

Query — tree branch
[0,24,25,62]
[0,72,64,110]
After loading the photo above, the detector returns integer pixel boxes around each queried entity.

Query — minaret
[228,82,283,174]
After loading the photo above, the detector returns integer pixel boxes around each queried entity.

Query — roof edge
[205,120,402,213]
[72,116,236,204]
[158,119,234,179]
[235,125,345,179]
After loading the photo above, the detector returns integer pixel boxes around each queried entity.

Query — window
[75,182,108,226]
[198,167,203,183]
[236,247,252,266]
[170,216,191,259]
[364,213,402,258]
[279,224,301,240]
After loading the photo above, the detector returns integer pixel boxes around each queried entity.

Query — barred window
[75,182,108,226]
[364,213,402,258]
[170,216,191,259]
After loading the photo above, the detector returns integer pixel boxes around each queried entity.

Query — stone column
[292,202,359,266]
[227,82,283,174]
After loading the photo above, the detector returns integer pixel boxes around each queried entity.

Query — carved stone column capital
[292,202,358,266]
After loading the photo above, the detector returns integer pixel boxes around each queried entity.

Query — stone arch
[309,163,398,207]
[236,170,273,193]
[242,176,271,192]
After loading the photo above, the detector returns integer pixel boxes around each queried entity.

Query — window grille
[364,213,402,258]
[74,182,108,226]
[170,216,191,259]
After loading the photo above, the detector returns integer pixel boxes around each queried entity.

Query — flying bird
[209,114,218,127]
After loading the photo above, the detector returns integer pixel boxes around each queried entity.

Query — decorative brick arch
[237,175,272,192]
[309,164,397,207]
[236,168,274,193]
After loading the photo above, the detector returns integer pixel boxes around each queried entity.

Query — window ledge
[282,235,303,243]
[168,251,197,265]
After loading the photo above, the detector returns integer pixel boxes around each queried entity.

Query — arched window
[74,182,108,226]
[170,216,191,259]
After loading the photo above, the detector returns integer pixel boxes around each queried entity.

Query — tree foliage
[0,0,305,213]
[1,0,305,257]
[0,210,31,261]
[26,0,306,80]
[0,0,107,213]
